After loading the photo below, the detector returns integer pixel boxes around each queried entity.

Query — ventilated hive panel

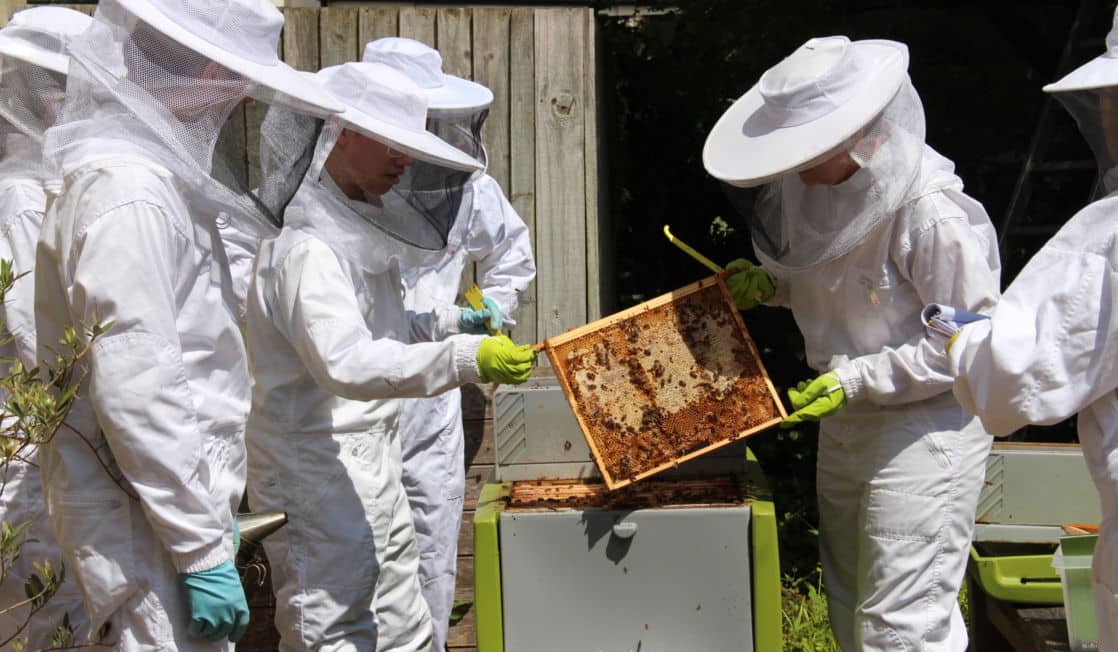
[543,275,785,489]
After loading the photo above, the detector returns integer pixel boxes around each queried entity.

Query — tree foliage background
[595,0,1112,582]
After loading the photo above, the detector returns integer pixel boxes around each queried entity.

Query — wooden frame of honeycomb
[542,273,786,490]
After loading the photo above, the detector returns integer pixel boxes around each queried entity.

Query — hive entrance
[543,275,784,489]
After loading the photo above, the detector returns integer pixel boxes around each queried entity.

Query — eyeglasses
[386,144,406,160]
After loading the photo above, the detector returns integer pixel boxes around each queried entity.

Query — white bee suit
[703,36,1000,651]
[766,147,1000,651]
[32,0,339,648]
[948,196,1118,649]
[244,61,485,652]
[397,173,533,646]
[0,9,91,648]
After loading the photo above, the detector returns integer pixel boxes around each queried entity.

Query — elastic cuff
[438,305,463,336]
[453,334,486,384]
[174,543,230,575]
[833,364,863,403]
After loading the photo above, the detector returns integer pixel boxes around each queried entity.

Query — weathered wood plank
[457,510,475,556]
[582,7,603,322]
[463,419,495,467]
[509,8,538,345]
[534,8,588,341]
[319,6,359,67]
[472,9,512,193]
[357,6,399,45]
[446,602,476,648]
[465,463,494,507]
[447,556,477,647]
[282,8,321,72]
[436,7,472,80]
[398,6,436,47]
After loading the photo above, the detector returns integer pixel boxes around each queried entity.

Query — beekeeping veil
[363,37,492,190]
[1044,7,1118,194]
[42,0,343,239]
[703,36,926,273]
[273,61,482,274]
[0,7,91,182]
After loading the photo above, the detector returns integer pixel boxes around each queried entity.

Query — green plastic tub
[969,543,1063,604]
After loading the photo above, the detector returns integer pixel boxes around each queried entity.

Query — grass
[782,571,839,652]
[779,568,971,652]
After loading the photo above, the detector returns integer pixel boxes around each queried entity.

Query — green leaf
[449,599,472,626]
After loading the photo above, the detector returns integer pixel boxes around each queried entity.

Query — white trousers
[399,392,466,652]
[0,463,88,651]
[248,429,433,652]
[816,401,991,652]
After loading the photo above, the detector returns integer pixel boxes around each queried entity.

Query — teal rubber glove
[782,372,846,429]
[180,561,249,642]
[725,259,775,311]
[476,335,536,384]
[459,297,504,334]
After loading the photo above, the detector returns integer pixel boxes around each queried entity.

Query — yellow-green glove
[476,335,536,384]
[725,259,776,310]
[782,371,846,428]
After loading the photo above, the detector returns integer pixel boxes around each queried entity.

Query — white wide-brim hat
[116,0,342,118]
[1045,8,1118,93]
[315,62,483,173]
[703,36,909,188]
[0,6,92,75]
[362,37,493,116]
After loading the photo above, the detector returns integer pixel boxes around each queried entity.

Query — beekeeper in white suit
[33,0,341,648]
[704,36,1000,650]
[245,61,536,652]
[0,7,91,649]
[940,10,1118,648]
[362,37,536,648]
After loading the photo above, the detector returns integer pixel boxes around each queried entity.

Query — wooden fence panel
[357,6,399,47]
[534,8,588,340]
[319,6,360,67]
[398,6,436,47]
[508,8,538,343]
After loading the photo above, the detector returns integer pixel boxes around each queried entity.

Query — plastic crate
[1053,534,1099,651]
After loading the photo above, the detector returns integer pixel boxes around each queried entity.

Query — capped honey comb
[543,274,786,490]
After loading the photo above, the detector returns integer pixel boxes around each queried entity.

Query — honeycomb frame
[542,273,786,490]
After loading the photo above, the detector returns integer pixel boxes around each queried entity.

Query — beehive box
[543,274,785,489]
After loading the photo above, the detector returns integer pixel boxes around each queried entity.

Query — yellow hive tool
[465,283,501,336]
[662,225,724,274]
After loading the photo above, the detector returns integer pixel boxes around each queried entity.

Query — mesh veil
[374,108,486,250]
[745,79,927,272]
[0,54,64,182]
[43,0,322,238]
[275,116,458,275]
[1050,88,1118,194]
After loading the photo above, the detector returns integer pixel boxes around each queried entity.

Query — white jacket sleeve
[0,203,42,368]
[466,176,536,324]
[271,239,485,400]
[949,208,1118,436]
[75,201,230,574]
[835,202,1001,406]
